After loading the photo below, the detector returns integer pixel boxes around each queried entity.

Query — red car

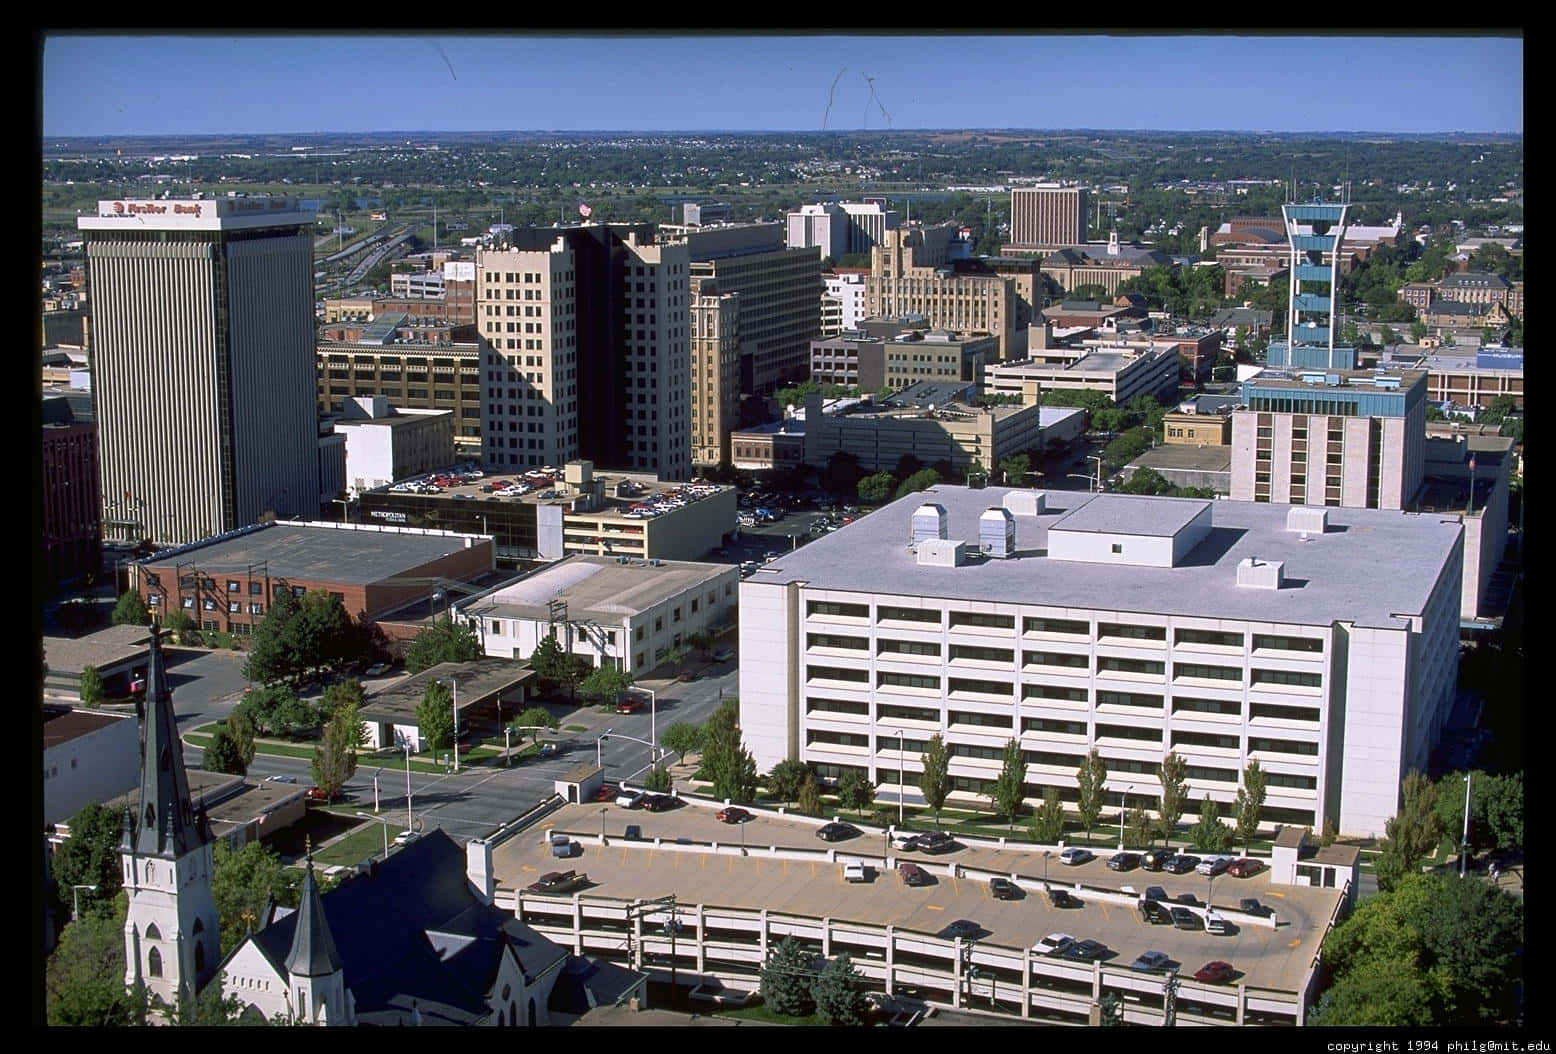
[592,783,619,802]
[615,698,646,714]
[305,786,343,803]
[1226,858,1264,878]
[1192,961,1236,984]
[715,807,751,824]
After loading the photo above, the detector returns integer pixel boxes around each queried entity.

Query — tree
[991,738,1027,829]
[820,450,864,496]
[233,684,321,740]
[1099,991,1124,1027]
[46,893,146,1026]
[51,802,124,921]
[242,586,302,685]
[918,733,950,825]
[578,664,633,707]
[527,634,577,697]
[1030,786,1066,844]
[226,706,257,769]
[1074,749,1108,837]
[78,664,105,707]
[812,953,868,1026]
[511,705,559,744]
[660,720,704,765]
[203,723,248,776]
[1190,795,1234,852]
[212,840,299,957]
[760,936,816,1017]
[837,768,875,818]
[701,701,758,803]
[405,615,482,674]
[856,471,895,504]
[686,630,714,659]
[1321,815,1339,848]
[311,701,363,799]
[643,765,672,793]
[417,680,455,753]
[1115,467,1174,496]
[766,758,810,806]
[320,677,365,717]
[1410,319,1429,343]
[1375,771,1445,892]
[1234,759,1266,849]
[112,589,148,626]
[164,609,198,645]
[893,467,941,500]
[1480,772,1523,853]
[171,970,246,1025]
[797,772,822,816]
[1413,873,1525,1023]
[999,452,1032,486]
[1126,805,1154,848]
[1156,752,1190,843]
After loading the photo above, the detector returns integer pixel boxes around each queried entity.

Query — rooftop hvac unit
[1235,556,1285,590]
[910,503,948,548]
[979,507,1017,558]
[1002,490,1046,517]
[1286,506,1328,535]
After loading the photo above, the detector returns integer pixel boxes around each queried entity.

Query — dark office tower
[477,224,691,480]
[78,196,321,547]
[1009,186,1089,249]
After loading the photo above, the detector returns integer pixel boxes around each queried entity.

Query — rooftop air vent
[1001,490,1046,517]
[979,507,1017,558]
[910,503,948,548]
[1285,506,1328,535]
[915,538,966,567]
[1235,557,1285,590]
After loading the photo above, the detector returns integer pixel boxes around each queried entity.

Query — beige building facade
[689,279,741,467]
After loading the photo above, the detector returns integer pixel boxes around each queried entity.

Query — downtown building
[477,224,691,480]
[739,486,1462,838]
[78,196,321,547]
[866,225,1027,361]
[1006,185,1089,250]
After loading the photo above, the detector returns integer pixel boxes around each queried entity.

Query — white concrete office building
[739,486,1462,838]
[80,196,321,546]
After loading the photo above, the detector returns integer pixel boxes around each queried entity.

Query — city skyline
[43,33,1523,139]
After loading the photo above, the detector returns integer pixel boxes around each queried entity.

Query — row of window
[809,662,1320,691]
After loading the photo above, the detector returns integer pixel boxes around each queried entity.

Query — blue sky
[43,33,1523,138]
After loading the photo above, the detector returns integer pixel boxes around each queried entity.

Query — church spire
[285,839,344,979]
[130,621,206,858]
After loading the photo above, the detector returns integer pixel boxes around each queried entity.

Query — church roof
[123,623,210,859]
[247,831,567,1020]
[285,858,345,978]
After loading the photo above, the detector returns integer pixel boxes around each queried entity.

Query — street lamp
[356,812,389,859]
[1117,783,1132,851]
[373,766,383,813]
[645,687,657,762]
[896,729,906,826]
[1086,455,1104,493]
[600,807,608,843]
[597,728,615,769]
[400,736,414,833]
[1043,850,1050,885]
[440,677,459,772]
[71,884,97,921]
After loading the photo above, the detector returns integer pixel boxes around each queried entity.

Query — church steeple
[131,621,206,858]
[286,844,344,979]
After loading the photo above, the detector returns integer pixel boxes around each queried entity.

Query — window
[1025,650,1089,669]
[228,602,240,613]
[878,639,940,657]
[1249,736,1319,756]
[1099,622,1165,641]
[181,597,194,609]
[948,611,1013,630]
[1097,690,1162,709]
[807,665,869,683]
[809,600,869,618]
[1020,717,1085,736]
[1252,668,1322,688]
[202,599,216,611]
[1021,683,1087,702]
[148,595,161,607]
[1176,628,1244,648]
[147,947,162,978]
[1099,657,1164,675]
[1253,634,1323,653]
[1174,662,1242,682]
[878,671,940,691]
[1250,702,1320,722]
[248,603,263,615]
[227,580,240,593]
[1097,723,1162,743]
[1111,543,1123,554]
[950,644,1013,663]
[249,581,263,595]
[879,605,941,624]
[145,573,160,586]
[877,703,938,722]
[1023,616,1088,636]
[808,633,869,650]
[1173,696,1243,716]
[690,598,699,613]
[807,697,870,716]
[635,626,645,642]
[948,677,1011,697]
[672,607,682,623]
[654,617,663,633]
[1172,730,1239,749]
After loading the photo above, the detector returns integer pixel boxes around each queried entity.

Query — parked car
[1034,933,1075,957]
[305,786,343,802]
[1130,950,1172,972]
[1226,858,1264,878]
[1061,939,1108,962]
[1058,847,1094,866]
[593,783,619,802]
[364,662,390,676]
[393,830,420,847]
[551,838,577,859]
[1192,961,1236,985]
[1174,893,1200,906]
[1164,854,1200,874]
[1239,898,1273,918]
[844,861,868,883]
[1139,899,1172,925]
[1195,855,1232,876]
[816,822,860,843]
[615,790,645,808]
[939,919,982,941]
[890,831,921,852]
[623,824,642,842]
[1142,885,1169,903]
[538,742,559,757]
[1203,912,1234,936]
[989,877,1021,900]
[641,794,679,812]
[1170,907,1202,930]
[898,862,933,887]
[525,869,587,894]
[615,697,646,714]
[915,831,956,854]
[264,775,298,784]
[1046,887,1080,909]
[711,648,735,662]
[1107,851,1141,872]
[1140,848,1174,871]
[715,807,751,824]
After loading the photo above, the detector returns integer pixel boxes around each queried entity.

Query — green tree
[701,701,758,803]
[1311,955,1440,1027]
[766,758,810,806]
[812,953,868,1026]
[242,586,302,685]
[46,892,146,1026]
[1115,467,1174,495]
[320,677,366,716]
[1413,873,1525,1023]
[1190,795,1234,852]
[918,733,950,825]
[171,971,246,1025]
[212,840,299,957]
[1234,759,1266,850]
[1074,749,1108,837]
[893,467,941,500]
[164,609,198,645]
[643,765,673,793]
[1480,772,1523,853]
[999,452,1032,486]
[405,615,482,674]
[1126,805,1154,848]
[797,772,822,816]
[417,680,455,753]
[511,705,559,744]
[760,936,817,1017]
[311,700,363,799]
[991,738,1027,829]
[78,664,105,707]
[1410,319,1429,343]
[51,802,124,921]
[660,721,705,765]
[1157,752,1190,843]
[112,589,148,626]
[1030,786,1066,844]
[856,471,895,504]
[1321,815,1339,848]
[578,665,633,707]
[203,723,248,776]
[1375,771,1444,892]
[837,768,875,818]
[1099,991,1124,1027]
[233,684,320,739]
[226,706,257,770]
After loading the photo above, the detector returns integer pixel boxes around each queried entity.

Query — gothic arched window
[148,947,163,977]
[145,923,161,940]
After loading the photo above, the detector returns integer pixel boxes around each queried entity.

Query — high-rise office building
[1009,186,1089,248]
[689,278,741,468]
[477,224,691,480]
[78,196,321,547]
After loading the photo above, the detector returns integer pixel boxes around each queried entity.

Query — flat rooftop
[137,521,487,586]
[750,485,1463,631]
[362,659,534,723]
[43,705,133,749]
[1130,445,1234,473]
[1050,494,1206,537]
[42,624,150,674]
[367,469,732,524]
[464,556,733,624]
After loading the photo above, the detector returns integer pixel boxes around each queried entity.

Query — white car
[1034,933,1075,956]
[393,830,420,847]
[1058,847,1094,866]
[890,831,920,851]
[615,790,644,808]
[843,861,867,883]
[1195,855,1233,876]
